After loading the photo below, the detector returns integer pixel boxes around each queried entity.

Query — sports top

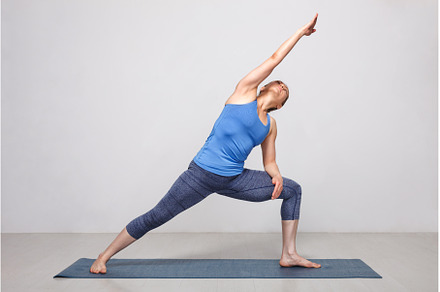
[193,99,271,176]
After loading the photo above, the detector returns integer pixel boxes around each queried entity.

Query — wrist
[273,173,282,179]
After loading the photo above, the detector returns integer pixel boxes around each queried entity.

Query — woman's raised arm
[234,13,318,93]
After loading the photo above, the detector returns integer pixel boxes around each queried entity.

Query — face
[276,80,289,101]
[260,80,289,110]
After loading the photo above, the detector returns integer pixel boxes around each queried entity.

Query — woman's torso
[193,95,271,176]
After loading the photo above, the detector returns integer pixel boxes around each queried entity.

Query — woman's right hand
[299,13,318,36]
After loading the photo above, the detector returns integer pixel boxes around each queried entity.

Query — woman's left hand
[271,175,283,200]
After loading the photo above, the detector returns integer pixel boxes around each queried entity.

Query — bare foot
[279,253,321,268]
[90,253,108,274]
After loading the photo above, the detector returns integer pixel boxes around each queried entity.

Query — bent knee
[283,178,302,198]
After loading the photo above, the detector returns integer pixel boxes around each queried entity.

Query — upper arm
[235,55,280,94]
[261,116,277,165]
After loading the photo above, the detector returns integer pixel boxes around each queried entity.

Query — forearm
[272,30,304,64]
[264,162,282,178]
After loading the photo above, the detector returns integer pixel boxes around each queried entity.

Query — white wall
[2,0,437,233]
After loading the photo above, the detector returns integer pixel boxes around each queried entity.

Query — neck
[257,92,277,113]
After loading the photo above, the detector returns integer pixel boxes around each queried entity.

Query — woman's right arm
[234,13,318,93]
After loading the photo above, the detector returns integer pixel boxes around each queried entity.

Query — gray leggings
[126,159,302,240]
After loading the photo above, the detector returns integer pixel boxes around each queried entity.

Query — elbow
[269,54,282,67]
[271,53,279,60]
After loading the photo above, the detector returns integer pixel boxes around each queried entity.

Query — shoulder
[224,87,258,105]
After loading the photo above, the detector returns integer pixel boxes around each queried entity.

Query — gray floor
[1,232,437,292]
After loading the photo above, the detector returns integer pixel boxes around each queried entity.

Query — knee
[283,178,302,198]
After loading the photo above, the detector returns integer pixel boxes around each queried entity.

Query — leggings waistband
[189,159,241,179]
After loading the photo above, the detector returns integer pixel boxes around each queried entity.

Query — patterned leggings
[126,159,302,240]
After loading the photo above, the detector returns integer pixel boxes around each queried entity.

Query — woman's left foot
[279,253,321,268]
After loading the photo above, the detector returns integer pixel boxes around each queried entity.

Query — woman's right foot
[90,253,108,274]
[279,252,321,268]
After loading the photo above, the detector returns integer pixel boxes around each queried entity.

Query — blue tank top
[193,99,271,176]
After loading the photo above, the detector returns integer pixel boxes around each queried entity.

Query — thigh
[216,168,301,202]
[216,168,274,202]
[126,168,214,239]
[162,169,213,212]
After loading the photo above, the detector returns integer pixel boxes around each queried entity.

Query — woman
[90,13,320,274]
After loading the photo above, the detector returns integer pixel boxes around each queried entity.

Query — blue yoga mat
[54,258,382,279]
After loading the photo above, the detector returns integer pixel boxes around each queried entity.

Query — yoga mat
[54,258,382,279]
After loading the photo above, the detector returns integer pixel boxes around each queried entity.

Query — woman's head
[258,80,290,113]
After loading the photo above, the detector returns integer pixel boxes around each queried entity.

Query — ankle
[98,253,110,263]
[282,250,299,257]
